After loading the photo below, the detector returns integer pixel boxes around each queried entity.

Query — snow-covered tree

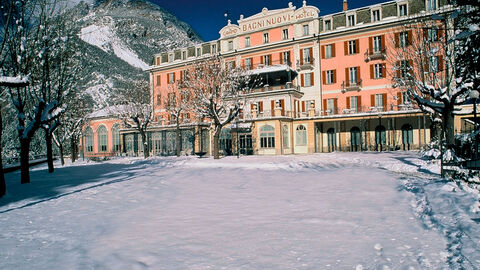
[390,16,466,150]
[164,84,193,156]
[112,80,152,158]
[179,56,259,159]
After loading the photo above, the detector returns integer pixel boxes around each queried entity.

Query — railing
[364,48,387,62]
[341,79,362,93]
[296,57,315,70]
[240,59,292,70]
[247,83,300,94]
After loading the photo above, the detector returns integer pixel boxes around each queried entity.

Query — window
[350,96,358,112]
[375,125,386,145]
[212,44,217,53]
[373,36,382,53]
[402,91,410,104]
[263,55,271,66]
[245,37,250,47]
[260,125,275,148]
[296,125,307,146]
[152,132,161,153]
[155,57,160,65]
[227,61,235,70]
[167,73,175,84]
[402,124,414,145]
[374,63,384,79]
[303,24,309,36]
[281,51,290,65]
[327,98,336,114]
[375,93,384,109]
[304,73,312,87]
[228,41,233,51]
[372,9,381,22]
[168,54,173,62]
[347,14,355,26]
[245,58,252,69]
[125,134,134,153]
[263,32,269,43]
[282,125,289,148]
[429,56,439,72]
[84,127,93,152]
[182,51,186,60]
[400,60,410,78]
[156,75,161,86]
[348,40,357,54]
[326,70,335,84]
[282,28,289,40]
[302,48,311,64]
[399,4,408,16]
[112,124,121,152]
[349,67,358,84]
[428,28,438,41]
[426,0,437,11]
[399,31,409,47]
[324,19,332,31]
[196,48,201,56]
[97,125,108,152]
[325,44,333,58]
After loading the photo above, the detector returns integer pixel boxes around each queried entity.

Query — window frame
[303,24,309,36]
[245,36,251,47]
[282,28,289,40]
[347,14,356,27]
[374,63,384,79]
[326,70,334,84]
[324,19,332,31]
[263,32,269,44]
[372,9,381,22]
[260,125,275,148]
[348,40,357,54]
[295,125,307,146]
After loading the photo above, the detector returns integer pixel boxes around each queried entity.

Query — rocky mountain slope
[70,0,201,106]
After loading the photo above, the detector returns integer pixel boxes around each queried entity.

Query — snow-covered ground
[1,152,479,269]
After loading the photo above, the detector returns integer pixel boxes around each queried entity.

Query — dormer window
[324,19,332,31]
[228,40,233,51]
[399,4,408,16]
[196,48,201,56]
[372,9,381,22]
[303,24,309,36]
[182,51,186,60]
[426,0,437,11]
[168,54,173,62]
[263,32,269,43]
[212,44,217,53]
[347,14,355,27]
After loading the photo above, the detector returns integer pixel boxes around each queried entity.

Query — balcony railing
[241,59,292,70]
[364,48,386,62]
[247,82,300,94]
[341,79,362,93]
[296,57,315,70]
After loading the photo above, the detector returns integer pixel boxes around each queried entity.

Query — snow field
[1,152,479,269]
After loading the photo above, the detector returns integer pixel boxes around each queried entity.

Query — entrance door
[350,127,361,152]
[239,134,253,155]
[327,128,336,152]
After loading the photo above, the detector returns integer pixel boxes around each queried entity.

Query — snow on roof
[87,105,125,119]
[0,75,29,87]
[246,65,295,76]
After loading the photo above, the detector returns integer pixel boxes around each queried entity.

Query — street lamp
[469,90,479,158]
[378,113,383,152]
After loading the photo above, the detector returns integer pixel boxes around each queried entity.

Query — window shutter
[323,99,327,115]
[345,68,350,87]
[424,58,430,72]
[280,99,285,115]
[407,30,413,45]
[382,64,386,78]
[355,40,359,53]
[333,69,337,83]
[358,96,362,110]
[271,100,275,114]
[438,28,444,40]
[395,33,400,47]
[381,35,385,50]
[301,74,305,87]
[369,37,373,54]
[344,41,348,55]
[332,43,336,57]
[371,94,375,106]
[156,75,161,86]
[259,101,263,112]
[396,61,401,78]
[321,45,326,58]
[370,64,374,79]
[279,53,283,64]
[382,94,387,109]
[423,29,429,41]
[156,57,160,65]
[310,73,314,86]
[300,49,304,65]
[322,71,326,84]
[173,72,176,82]
[356,66,361,83]
[438,55,444,71]
[180,70,183,81]
[347,96,351,108]
[408,60,413,75]
[309,48,313,63]
[289,51,293,66]
[302,101,306,112]
[260,56,264,64]
[333,98,338,114]
[251,103,255,111]
[269,54,272,65]
[397,92,402,105]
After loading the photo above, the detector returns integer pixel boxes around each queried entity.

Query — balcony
[364,48,386,62]
[296,57,315,70]
[341,79,362,93]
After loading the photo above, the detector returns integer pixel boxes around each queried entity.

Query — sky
[150,0,388,41]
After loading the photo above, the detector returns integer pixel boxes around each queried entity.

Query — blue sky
[150,0,388,41]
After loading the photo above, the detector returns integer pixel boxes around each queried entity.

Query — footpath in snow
[0,152,479,269]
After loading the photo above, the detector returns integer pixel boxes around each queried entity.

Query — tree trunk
[141,131,149,159]
[0,106,5,198]
[58,143,65,166]
[45,129,54,173]
[213,125,222,159]
[176,121,181,157]
[71,137,77,163]
[443,106,455,150]
[20,138,31,184]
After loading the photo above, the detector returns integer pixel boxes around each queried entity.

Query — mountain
[68,0,202,106]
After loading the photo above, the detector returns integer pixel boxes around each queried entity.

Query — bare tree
[113,80,153,158]
[390,16,467,150]
[164,84,193,156]
[179,56,258,159]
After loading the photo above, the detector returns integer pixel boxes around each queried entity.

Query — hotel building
[82,0,456,157]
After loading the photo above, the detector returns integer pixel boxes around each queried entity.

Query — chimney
[343,0,348,12]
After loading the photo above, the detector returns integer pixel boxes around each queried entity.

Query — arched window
[152,132,161,154]
[375,125,386,145]
[97,125,108,152]
[350,126,361,151]
[402,124,413,149]
[112,124,121,152]
[282,125,289,148]
[327,128,336,152]
[260,125,275,148]
[295,125,307,146]
[84,127,94,152]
